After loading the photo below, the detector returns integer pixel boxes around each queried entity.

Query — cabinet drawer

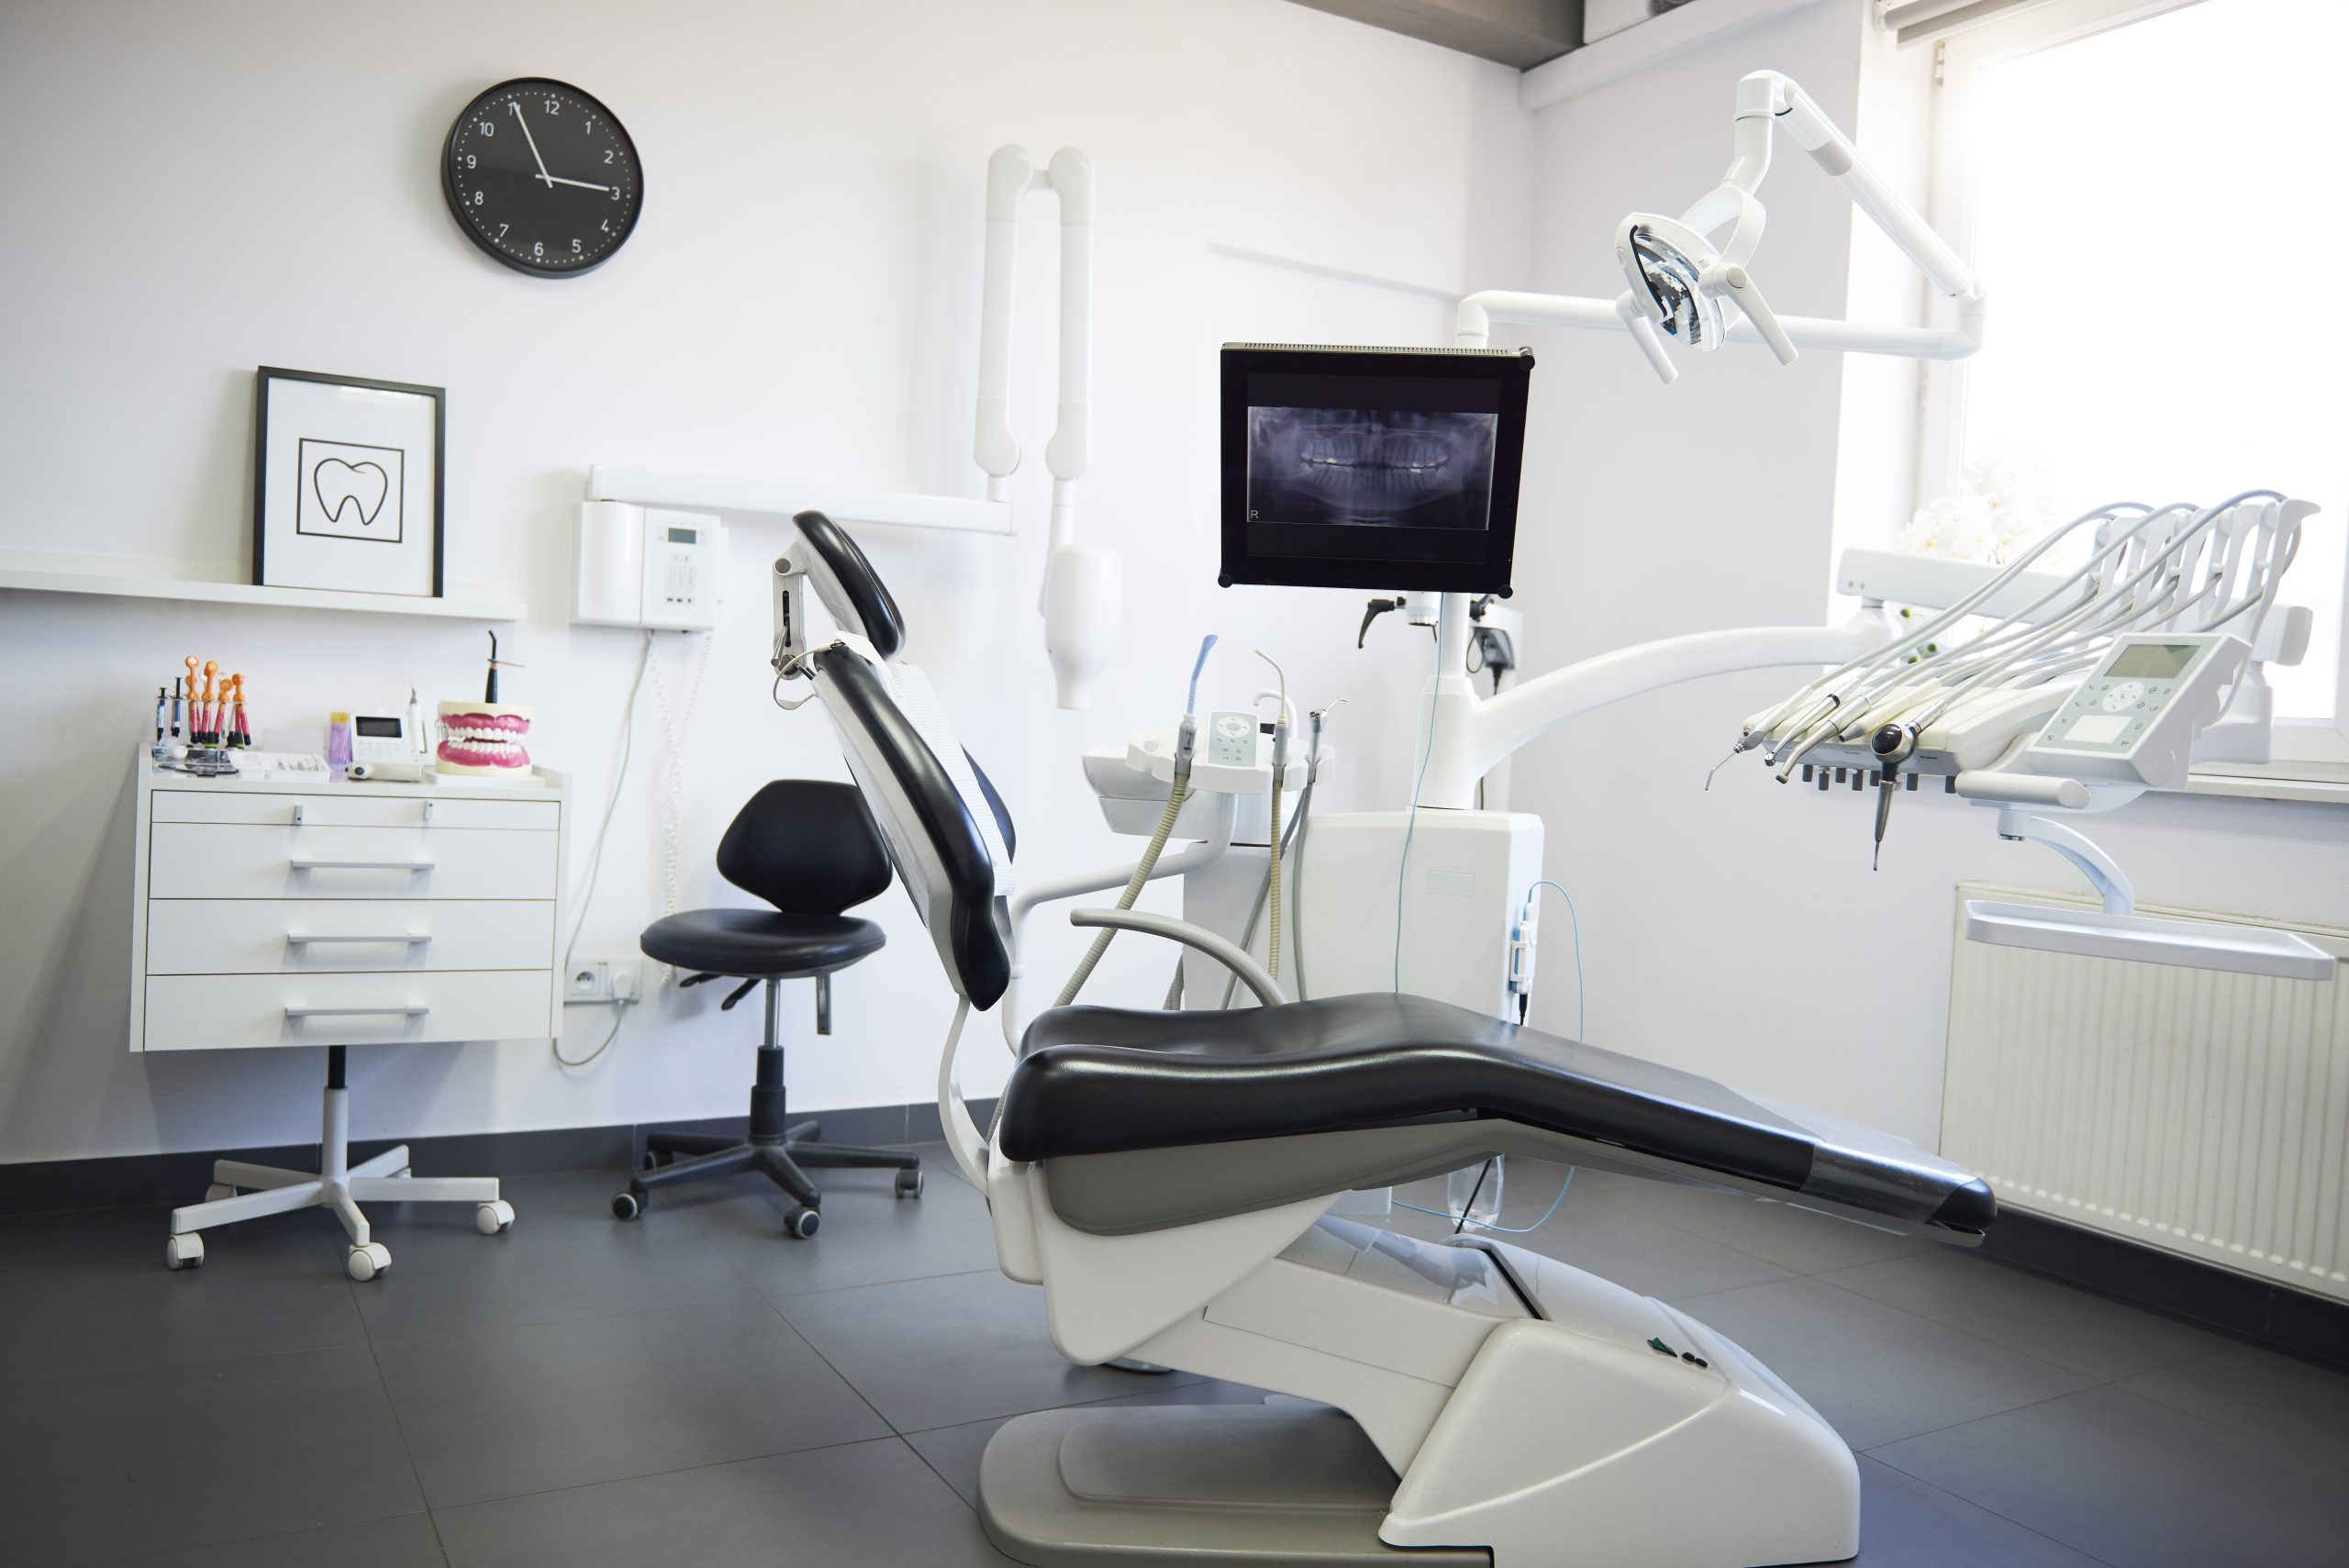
[140,970,555,1051]
[146,899,555,974]
[152,791,558,830]
[149,823,559,901]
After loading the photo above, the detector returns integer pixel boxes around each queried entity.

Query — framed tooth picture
[252,367,445,597]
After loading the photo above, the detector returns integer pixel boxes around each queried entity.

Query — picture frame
[252,367,444,597]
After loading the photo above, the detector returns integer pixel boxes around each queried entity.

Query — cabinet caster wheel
[204,1183,236,1203]
[894,1168,923,1199]
[612,1191,645,1220]
[475,1200,515,1235]
[347,1242,392,1282]
[164,1233,205,1271]
[784,1205,820,1240]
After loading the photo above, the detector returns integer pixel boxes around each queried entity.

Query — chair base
[979,1404,1480,1568]
[162,1077,510,1282]
[617,1119,922,1232]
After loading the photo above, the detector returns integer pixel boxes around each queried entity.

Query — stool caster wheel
[347,1242,392,1282]
[784,1205,820,1240]
[642,1149,673,1173]
[612,1190,645,1220]
[164,1233,205,1271]
[203,1183,236,1203]
[894,1169,924,1200]
[475,1200,515,1235]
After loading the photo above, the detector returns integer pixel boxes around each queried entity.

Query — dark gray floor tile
[102,1511,446,1567]
[372,1299,886,1508]
[684,1151,1006,1296]
[0,1345,421,1565]
[1822,1250,2232,1382]
[772,1268,1180,1430]
[434,1436,1019,1567]
[905,1380,1281,1508]
[1851,1456,2104,1566]
[349,1170,763,1340]
[1386,1165,1796,1299]
[1612,1175,1931,1273]
[0,1203,367,1386]
[1667,1275,2097,1449]
[1872,1385,2349,1568]
[2116,1343,2349,1463]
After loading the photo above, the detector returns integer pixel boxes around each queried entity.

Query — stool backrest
[717,780,893,916]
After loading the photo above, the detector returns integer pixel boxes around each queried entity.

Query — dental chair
[774,512,1997,1568]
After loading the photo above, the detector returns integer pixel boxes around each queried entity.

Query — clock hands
[509,102,552,187]
[507,102,611,193]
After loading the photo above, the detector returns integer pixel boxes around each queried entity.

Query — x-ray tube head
[1219,344,1533,595]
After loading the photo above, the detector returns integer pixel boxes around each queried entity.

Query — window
[1927,0,2349,766]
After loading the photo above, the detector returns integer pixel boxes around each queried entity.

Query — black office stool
[613,780,919,1238]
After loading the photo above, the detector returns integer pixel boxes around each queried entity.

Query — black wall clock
[442,78,641,276]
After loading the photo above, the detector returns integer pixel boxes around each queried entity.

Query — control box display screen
[1220,345,1532,595]
[2105,641,2197,680]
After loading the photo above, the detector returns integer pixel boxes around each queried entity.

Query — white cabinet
[128,752,569,1052]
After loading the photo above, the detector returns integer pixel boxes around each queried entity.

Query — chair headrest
[794,510,906,660]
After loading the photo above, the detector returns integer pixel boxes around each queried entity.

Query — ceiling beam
[1284,0,1584,70]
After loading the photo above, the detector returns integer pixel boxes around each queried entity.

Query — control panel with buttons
[2022,632,2248,789]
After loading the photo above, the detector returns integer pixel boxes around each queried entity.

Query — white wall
[1503,0,2349,1145]
[0,0,1534,1162]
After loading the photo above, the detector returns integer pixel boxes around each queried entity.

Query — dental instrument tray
[1219,343,1533,595]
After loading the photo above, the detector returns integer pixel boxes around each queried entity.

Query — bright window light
[1962,0,2344,719]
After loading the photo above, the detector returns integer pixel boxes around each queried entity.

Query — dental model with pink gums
[436,631,535,781]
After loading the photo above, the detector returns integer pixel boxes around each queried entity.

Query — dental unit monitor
[1219,344,1533,595]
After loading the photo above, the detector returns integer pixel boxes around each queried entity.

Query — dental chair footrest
[979,1404,1480,1568]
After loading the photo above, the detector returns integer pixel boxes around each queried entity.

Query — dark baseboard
[0,1098,995,1219]
[1980,1208,2349,1373]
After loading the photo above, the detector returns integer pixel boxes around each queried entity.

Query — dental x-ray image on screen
[1247,407,1497,529]
[1219,344,1533,595]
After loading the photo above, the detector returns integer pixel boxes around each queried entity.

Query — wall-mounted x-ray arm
[1456,72,1987,383]
[975,146,1120,709]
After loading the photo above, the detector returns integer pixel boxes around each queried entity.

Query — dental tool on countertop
[152,687,169,760]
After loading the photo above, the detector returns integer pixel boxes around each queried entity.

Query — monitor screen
[1220,344,1533,595]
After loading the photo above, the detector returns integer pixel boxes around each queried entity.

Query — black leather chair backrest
[807,644,1012,1009]
[717,780,892,915]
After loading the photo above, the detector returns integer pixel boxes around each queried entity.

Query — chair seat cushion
[1000,993,1994,1233]
[640,908,884,977]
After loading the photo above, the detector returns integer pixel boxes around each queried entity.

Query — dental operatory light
[1458,72,1986,382]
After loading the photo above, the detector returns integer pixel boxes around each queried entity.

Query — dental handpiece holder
[1956,632,2334,980]
[1084,724,1316,842]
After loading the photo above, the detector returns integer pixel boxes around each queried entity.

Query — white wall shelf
[0,551,526,622]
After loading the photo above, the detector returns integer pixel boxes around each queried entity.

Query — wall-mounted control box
[573,502,726,630]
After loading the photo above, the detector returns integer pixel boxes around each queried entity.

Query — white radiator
[1942,883,2349,1303]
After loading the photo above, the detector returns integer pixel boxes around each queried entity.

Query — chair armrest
[1067,908,1287,1008]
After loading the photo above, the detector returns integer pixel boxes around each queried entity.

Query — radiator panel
[1942,884,2349,1303]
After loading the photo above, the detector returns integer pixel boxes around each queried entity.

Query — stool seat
[640,908,885,977]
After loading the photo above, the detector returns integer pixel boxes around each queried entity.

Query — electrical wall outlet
[564,958,641,1005]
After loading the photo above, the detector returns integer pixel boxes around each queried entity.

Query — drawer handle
[284,1005,430,1019]
[285,932,431,946]
[288,858,437,872]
